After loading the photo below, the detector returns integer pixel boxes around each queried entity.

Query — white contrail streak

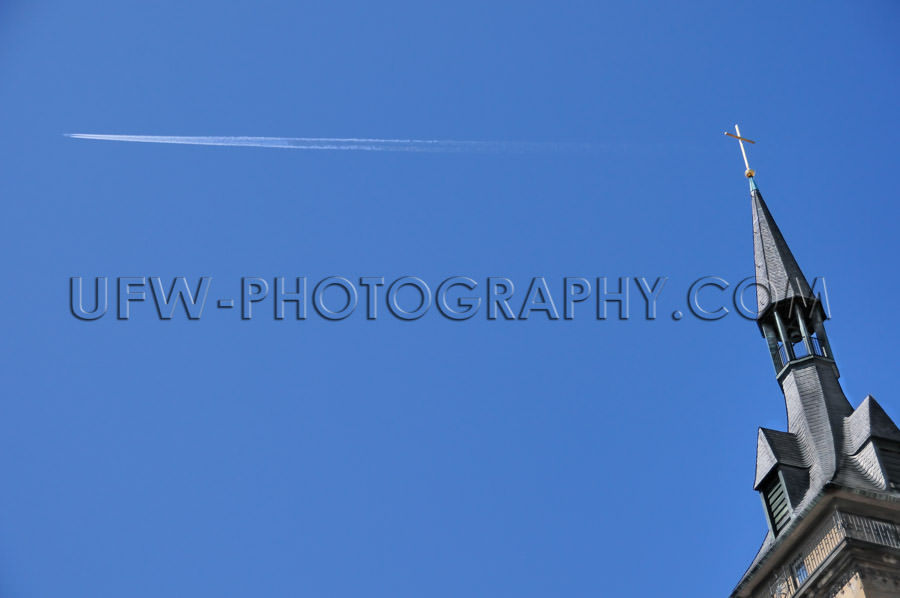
[65,134,583,153]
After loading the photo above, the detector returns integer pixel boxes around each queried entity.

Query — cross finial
[724,124,756,178]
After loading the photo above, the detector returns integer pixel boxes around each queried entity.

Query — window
[763,474,791,536]
[793,559,808,585]
[878,445,900,490]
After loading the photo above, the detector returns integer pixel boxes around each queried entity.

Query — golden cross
[724,124,756,177]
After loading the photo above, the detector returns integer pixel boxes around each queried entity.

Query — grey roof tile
[751,187,817,316]
[845,395,900,454]
[754,428,805,489]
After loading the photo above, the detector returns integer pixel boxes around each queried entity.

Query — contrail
[65,134,585,153]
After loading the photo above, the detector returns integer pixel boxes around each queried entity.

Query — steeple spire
[725,124,819,318]
[727,127,900,598]
[750,185,817,318]
[728,123,850,527]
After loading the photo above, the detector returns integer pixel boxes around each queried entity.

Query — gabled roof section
[751,181,817,316]
[754,428,806,489]
[845,395,900,454]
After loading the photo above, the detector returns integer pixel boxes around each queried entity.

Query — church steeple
[728,127,900,598]
[725,126,850,520]
[748,172,852,531]
[750,178,835,376]
[724,125,835,375]
[751,182,817,319]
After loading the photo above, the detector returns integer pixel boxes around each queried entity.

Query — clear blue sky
[1,2,899,597]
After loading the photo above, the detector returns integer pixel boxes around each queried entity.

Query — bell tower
[726,127,900,598]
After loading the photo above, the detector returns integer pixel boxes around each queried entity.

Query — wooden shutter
[765,476,791,535]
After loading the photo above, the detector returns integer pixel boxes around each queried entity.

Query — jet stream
[66,134,580,153]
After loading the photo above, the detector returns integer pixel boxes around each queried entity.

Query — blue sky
[1,2,899,597]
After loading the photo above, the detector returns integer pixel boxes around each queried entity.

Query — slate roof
[754,428,805,489]
[750,180,817,316]
[731,178,900,597]
[835,395,900,492]
[738,394,900,589]
[845,395,900,454]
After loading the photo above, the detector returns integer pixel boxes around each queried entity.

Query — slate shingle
[751,185,817,316]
